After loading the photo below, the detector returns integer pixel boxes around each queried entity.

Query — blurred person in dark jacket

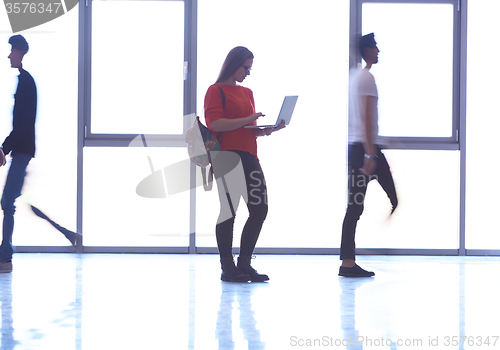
[0,34,37,273]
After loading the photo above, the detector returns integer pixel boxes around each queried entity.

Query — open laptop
[244,95,298,129]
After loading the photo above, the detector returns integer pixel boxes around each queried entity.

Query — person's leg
[340,144,366,264]
[213,151,250,282]
[239,153,268,257]
[0,154,31,264]
[339,181,375,277]
[236,151,269,282]
[374,150,398,214]
[213,151,245,258]
[340,169,367,264]
[339,144,374,277]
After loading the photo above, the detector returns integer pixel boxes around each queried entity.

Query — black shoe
[237,255,269,282]
[338,264,375,277]
[220,257,251,282]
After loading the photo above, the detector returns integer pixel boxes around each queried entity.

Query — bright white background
[363,3,454,138]
[466,0,500,249]
[0,0,494,251]
[91,1,184,135]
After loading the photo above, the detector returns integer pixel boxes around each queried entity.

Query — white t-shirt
[348,68,382,145]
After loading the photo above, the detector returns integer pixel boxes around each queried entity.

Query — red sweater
[204,84,258,157]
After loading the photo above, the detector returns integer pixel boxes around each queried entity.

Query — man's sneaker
[0,261,12,273]
[338,264,374,277]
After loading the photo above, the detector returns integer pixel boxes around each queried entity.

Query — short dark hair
[216,46,254,84]
[9,34,29,53]
[359,33,376,58]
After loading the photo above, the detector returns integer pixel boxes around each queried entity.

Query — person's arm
[0,148,6,167]
[359,95,377,175]
[255,119,286,137]
[210,112,265,132]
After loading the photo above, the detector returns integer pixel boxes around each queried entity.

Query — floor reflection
[216,282,267,350]
[0,273,15,350]
[1,254,500,349]
[339,277,374,350]
[1,255,82,350]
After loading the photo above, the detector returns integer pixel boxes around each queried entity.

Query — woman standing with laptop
[204,46,285,282]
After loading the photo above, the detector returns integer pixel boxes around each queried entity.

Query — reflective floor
[1,254,499,349]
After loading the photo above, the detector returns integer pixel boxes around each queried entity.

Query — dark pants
[0,153,31,263]
[214,150,268,258]
[340,143,398,261]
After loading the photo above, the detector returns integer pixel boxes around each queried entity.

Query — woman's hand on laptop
[267,119,286,135]
[258,120,286,137]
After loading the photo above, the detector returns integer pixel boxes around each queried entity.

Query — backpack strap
[201,166,214,191]
[214,84,225,109]
[205,84,225,142]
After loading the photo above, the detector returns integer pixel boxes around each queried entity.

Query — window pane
[91,1,184,135]
[197,0,350,249]
[466,0,500,249]
[356,150,460,249]
[0,10,78,247]
[83,147,189,247]
[362,3,454,138]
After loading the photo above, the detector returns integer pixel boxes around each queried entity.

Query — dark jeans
[340,143,398,261]
[213,150,268,258]
[0,153,31,262]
